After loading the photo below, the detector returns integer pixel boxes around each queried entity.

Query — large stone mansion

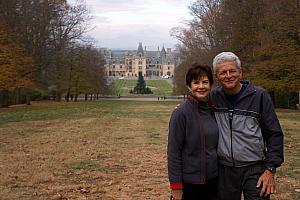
[102,42,179,78]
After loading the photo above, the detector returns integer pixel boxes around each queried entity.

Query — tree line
[0,0,107,107]
[172,0,300,108]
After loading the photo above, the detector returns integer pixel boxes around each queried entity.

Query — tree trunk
[298,90,300,110]
[26,92,31,105]
[66,90,70,102]
[85,94,88,101]
[15,88,21,105]
[56,92,62,102]
[0,90,10,108]
[269,91,276,107]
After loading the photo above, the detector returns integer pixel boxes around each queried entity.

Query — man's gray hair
[212,52,241,74]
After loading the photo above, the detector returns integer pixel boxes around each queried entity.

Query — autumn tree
[245,0,300,106]
[0,20,34,107]
[41,1,91,101]
[64,43,107,102]
[173,0,300,107]
[171,0,223,93]
[0,0,94,102]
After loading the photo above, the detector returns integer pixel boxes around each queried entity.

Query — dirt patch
[276,108,300,113]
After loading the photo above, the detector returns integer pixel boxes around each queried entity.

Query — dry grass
[0,101,173,200]
[274,112,300,200]
[0,101,299,200]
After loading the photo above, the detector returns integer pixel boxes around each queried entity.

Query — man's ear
[239,67,243,79]
[215,74,220,82]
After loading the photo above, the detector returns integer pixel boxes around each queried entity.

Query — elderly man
[210,52,284,200]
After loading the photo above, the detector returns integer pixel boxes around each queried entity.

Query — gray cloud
[93,15,112,23]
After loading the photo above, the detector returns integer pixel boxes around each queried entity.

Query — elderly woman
[168,64,218,200]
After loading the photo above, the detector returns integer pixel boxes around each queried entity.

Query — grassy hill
[109,79,173,96]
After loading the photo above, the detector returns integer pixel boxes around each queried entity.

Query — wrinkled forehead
[216,60,239,70]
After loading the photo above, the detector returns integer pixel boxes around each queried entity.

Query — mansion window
[139,66,142,70]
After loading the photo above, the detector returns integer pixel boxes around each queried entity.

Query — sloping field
[0,101,299,200]
[110,79,173,96]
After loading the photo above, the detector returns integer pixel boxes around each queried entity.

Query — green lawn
[0,101,171,126]
[0,101,299,199]
[110,79,173,96]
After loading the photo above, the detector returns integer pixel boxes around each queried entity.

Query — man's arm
[257,90,284,197]
[260,90,284,168]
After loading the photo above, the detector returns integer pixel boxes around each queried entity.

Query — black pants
[182,178,218,200]
[218,163,270,200]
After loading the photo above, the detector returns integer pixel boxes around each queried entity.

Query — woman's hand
[171,189,183,200]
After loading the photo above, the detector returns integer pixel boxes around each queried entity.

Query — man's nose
[225,71,231,77]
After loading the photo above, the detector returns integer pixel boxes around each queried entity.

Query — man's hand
[256,170,276,197]
[171,189,183,200]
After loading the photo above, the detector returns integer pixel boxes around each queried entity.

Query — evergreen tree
[131,72,152,94]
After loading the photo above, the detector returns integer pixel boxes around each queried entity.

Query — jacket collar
[215,80,256,102]
[188,95,210,110]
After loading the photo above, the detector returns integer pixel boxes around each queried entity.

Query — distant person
[211,52,284,200]
[168,64,218,200]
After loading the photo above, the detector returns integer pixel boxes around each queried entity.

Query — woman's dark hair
[186,63,214,87]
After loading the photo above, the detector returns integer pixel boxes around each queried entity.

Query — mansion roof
[101,43,179,65]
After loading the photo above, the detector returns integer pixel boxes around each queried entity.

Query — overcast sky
[71,0,193,50]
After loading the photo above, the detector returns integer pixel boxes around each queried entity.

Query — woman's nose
[198,83,204,88]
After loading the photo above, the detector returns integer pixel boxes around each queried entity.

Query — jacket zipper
[229,87,255,167]
[217,83,256,167]
[229,111,236,166]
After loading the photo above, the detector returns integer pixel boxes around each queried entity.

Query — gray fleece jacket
[210,81,284,168]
